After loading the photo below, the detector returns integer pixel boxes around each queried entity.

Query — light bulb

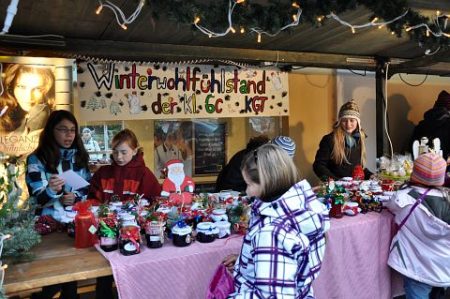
[194,16,200,25]
[96,5,103,15]
[371,17,378,23]
[292,14,297,21]
[351,27,356,34]
[292,2,299,8]
[257,33,261,43]
[240,27,245,34]
[230,26,236,33]
[121,23,128,30]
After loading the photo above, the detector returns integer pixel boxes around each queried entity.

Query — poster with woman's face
[0,63,55,156]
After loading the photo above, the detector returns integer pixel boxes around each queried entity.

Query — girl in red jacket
[88,129,161,299]
[88,128,161,204]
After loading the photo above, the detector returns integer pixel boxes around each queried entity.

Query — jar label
[101,237,118,246]
[88,225,97,235]
[185,234,191,244]
[124,242,137,251]
[149,236,160,242]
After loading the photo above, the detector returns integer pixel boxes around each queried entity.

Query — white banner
[77,62,289,121]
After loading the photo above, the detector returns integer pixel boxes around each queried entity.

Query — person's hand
[223,254,238,274]
[48,175,65,193]
[61,192,76,206]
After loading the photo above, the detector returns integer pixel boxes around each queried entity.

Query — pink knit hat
[410,153,447,187]
[433,90,450,110]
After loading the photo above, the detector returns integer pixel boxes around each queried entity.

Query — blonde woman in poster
[0,64,55,136]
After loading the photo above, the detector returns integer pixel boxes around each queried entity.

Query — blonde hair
[241,144,299,200]
[331,120,367,167]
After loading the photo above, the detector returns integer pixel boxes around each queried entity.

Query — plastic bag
[206,264,235,299]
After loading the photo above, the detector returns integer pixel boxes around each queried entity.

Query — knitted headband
[338,100,361,123]
[271,136,296,158]
[410,153,447,187]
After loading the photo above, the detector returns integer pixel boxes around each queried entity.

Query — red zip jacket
[88,152,161,204]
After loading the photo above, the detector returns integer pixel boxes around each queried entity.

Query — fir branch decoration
[148,0,449,47]
[0,156,41,263]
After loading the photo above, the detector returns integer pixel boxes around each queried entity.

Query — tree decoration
[0,154,41,296]
[93,0,449,53]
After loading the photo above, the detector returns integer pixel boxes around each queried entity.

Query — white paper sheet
[59,170,90,190]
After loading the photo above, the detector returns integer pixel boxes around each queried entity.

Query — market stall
[5,211,403,299]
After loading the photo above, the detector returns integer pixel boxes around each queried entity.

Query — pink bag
[206,264,235,299]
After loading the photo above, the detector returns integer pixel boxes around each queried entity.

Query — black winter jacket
[313,133,372,181]
[215,149,248,192]
[410,107,450,159]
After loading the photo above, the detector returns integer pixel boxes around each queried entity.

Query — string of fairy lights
[94,0,449,55]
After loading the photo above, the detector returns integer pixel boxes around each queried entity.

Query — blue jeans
[404,276,432,299]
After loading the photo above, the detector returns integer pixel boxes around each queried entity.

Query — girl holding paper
[26,110,91,218]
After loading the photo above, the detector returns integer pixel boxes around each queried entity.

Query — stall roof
[0,0,449,75]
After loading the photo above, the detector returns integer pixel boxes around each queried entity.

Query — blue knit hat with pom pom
[271,136,296,158]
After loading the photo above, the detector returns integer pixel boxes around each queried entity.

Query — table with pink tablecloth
[313,210,404,299]
[98,211,404,299]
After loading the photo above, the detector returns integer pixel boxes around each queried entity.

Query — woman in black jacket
[313,100,372,181]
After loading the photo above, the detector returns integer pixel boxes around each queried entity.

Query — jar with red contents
[119,226,141,256]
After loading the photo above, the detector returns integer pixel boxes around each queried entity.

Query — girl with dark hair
[26,110,90,299]
[26,110,91,217]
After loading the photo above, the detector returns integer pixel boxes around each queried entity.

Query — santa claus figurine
[161,159,195,205]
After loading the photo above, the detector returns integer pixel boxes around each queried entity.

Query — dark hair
[246,135,269,151]
[32,110,89,173]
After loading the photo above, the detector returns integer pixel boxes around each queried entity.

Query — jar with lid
[98,216,119,252]
[171,221,192,247]
[119,226,141,256]
[145,221,165,248]
[196,222,219,243]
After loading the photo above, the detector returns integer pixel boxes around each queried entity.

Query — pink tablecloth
[313,210,404,299]
[97,235,243,299]
[98,211,404,299]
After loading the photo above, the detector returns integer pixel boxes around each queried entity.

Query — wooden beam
[390,47,450,75]
[1,37,449,76]
[408,0,450,10]
[57,38,379,70]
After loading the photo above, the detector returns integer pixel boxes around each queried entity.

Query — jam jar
[196,222,219,243]
[145,221,165,248]
[119,226,141,256]
[171,223,192,247]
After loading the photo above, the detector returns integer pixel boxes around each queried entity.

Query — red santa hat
[165,159,184,169]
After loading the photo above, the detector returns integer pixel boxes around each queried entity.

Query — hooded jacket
[88,152,161,204]
[410,107,450,159]
[230,180,330,298]
[385,186,450,287]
